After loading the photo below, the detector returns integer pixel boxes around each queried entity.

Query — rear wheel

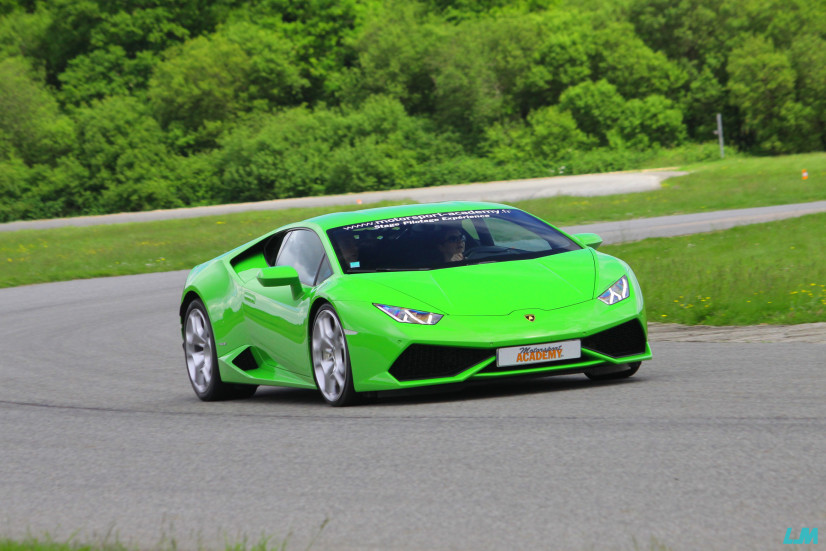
[183,299,257,400]
[585,361,641,381]
[311,304,357,406]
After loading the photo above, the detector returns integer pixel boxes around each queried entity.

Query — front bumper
[337,295,651,392]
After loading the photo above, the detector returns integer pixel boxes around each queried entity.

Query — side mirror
[257,266,302,295]
[573,232,603,249]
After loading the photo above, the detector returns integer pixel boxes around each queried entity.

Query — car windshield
[327,208,582,273]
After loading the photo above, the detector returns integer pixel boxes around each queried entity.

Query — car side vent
[389,344,493,381]
[582,320,647,358]
[232,347,259,371]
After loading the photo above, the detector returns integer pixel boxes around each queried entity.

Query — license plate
[496,340,581,367]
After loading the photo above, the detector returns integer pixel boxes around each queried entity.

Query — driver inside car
[437,227,466,262]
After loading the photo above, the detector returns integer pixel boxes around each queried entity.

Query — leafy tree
[72,95,182,212]
[557,79,685,150]
[425,13,571,143]
[347,7,596,143]
[0,152,92,222]
[94,0,238,38]
[789,34,826,150]
[627,0,735,72]
[53,5,192,106]
[484,105,592,167]
[0,57,74,165]
[741,0,826,52]
[558,79,626,145]
[147,23,306,151]
[39,0,103,85]
[230,0,363,103]
[35,0,236,88]
[423,0,556,17]
[0,155,30,221]
[335,2,438,113]
[0,0,16,16]
[19,157,91,219]
[59,46,158,105]
[214,96,470,202]
[88,6,189,54]
[727,35,805,153]
[613,94,687,149]
[590,21,686,100]
[428,28,505,142]
[525,10,594,107]
[682,65,726,140]
[220,21,307,107]
[147,33,250,148]
[0,4,51,69]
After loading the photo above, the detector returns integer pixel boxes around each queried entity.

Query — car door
[243,228,332,378]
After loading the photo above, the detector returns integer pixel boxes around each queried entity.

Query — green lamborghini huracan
[180,202,651,406]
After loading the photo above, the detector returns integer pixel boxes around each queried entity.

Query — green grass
[603,212,826,325]
[2,153,825,325]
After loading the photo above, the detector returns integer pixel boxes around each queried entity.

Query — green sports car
[180,202,651,406]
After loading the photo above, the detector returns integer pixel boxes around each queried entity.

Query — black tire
[182,299,257,401]
[310,304,358,406]
[585,361,641,381]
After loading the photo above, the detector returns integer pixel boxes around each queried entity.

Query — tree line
[1,0,824,222]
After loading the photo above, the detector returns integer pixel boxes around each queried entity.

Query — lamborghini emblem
[525,314,536,322]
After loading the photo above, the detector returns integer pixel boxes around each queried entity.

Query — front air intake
[389,344,493,381]
[582,320,647,358]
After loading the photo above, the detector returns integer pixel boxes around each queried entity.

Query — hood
[354,248,596,316]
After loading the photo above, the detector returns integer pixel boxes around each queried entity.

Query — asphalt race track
[1,271,824,551]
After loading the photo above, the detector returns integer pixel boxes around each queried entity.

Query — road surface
[0,271,823,551]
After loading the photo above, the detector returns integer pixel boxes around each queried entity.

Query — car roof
[302,201,517,231]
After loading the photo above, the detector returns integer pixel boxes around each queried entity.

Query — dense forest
[1,0,824,222]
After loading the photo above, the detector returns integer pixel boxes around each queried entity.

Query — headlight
[598,276,630,305]
[374,304,443,325]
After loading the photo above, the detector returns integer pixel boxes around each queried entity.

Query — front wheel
[311,304,357,406]
[585,361,641,381]
[183,299,257,401]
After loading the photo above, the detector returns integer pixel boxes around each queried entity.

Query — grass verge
[603,212,826,325]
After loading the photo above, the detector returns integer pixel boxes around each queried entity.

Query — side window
[485,218,551,252]
[264,232,289,266]
[316,256,333,285]
[275,229,328,286]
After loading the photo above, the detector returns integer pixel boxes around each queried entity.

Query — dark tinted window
[327,208,581,273]
[276,229,328,286]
